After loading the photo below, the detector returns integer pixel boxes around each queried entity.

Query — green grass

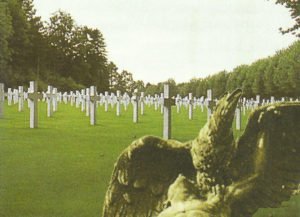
[0,101,299,217]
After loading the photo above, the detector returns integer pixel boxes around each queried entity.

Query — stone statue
[102,89,300,217]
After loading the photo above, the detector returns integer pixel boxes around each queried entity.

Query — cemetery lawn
[0,102,299,217]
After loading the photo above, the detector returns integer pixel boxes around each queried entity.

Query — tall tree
[131,80,145,92]
[45,11,109,91]
[107,61,119,91]
[210,71,228,98]
[250,60,267,96]
[0,1,12,85]
[80,27,108,91]
[7,0,32,84]
[117,70,134,93]
[22,0,45,80]
[45,10,75,78]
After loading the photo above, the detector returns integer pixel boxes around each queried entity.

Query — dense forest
[0,0,110,92]
[0,0,299,98]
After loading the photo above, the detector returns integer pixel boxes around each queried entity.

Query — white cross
[28,81,43,128]
[52,88,58,112]
[116,90,121,116]
[163,84,175,139]
[188,93,194,120]
[18,86,24,112]
[132,89,139,123]
[85,88,90,117]
[46,86,54,117]
[89,86,101,125]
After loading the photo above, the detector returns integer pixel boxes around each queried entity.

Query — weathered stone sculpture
[103,89,300,217]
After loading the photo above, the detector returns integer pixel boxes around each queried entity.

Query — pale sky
[34,0,297,84]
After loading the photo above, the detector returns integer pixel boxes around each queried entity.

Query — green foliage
[0,2,110,91]
[144,41,300,98]
[107,63,144,95]
[275,0,300,37]
[44,10,109,91]
[0,1,12,84]
[144,82,160,96]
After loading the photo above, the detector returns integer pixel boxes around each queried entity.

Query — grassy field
[0,101,299,217]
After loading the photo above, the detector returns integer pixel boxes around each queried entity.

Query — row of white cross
[1,81,298,139]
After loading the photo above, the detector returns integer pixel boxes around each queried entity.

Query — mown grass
[0,101,299,217]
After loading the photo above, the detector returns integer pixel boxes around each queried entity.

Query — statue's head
[191,89,242,173]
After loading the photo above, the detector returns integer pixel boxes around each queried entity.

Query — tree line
[0,0,120,92]
[143,41,300,98]
[0,0,299,98]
